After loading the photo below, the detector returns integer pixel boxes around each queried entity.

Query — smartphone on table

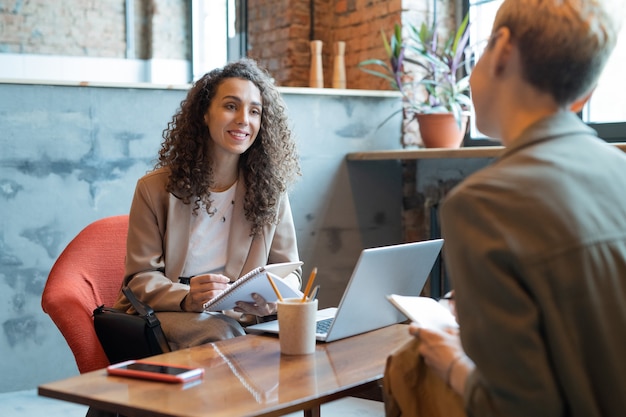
[107,360,204,383]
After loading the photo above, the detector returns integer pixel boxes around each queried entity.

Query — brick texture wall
[146,0,189,60]
[330,0,403,91]
[246,0,456,90]
[246,0,312,87]
[0,0,455,89]
[0,0,126,57]
[247,0,405,89]
[0,0,189,59]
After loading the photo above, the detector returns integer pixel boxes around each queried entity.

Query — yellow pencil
[267,274,284,302]
[301,267,318,302]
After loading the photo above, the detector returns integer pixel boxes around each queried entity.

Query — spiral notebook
[202,261,303,312]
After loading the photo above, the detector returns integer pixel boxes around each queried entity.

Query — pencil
[267,274,284,302]
[301,267,318,302]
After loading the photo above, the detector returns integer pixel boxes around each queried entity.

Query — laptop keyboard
[316,317,333,334]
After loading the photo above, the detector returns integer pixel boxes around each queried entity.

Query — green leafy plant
[359,13,472,128]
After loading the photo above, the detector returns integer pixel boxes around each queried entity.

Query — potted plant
[359,13,472,148]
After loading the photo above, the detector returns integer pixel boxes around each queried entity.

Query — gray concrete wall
[0,82,403,392]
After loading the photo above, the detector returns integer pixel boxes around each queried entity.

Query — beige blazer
[114,168,302,313]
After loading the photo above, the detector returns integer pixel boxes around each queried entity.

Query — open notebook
[202,261,303,312]
[246,239,444,342]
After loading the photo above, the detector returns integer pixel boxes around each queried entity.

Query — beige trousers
[156,311,246,350]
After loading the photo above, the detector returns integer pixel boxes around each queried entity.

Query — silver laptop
[246,239,444,342]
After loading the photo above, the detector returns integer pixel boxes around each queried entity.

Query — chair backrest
[42,215,129,373]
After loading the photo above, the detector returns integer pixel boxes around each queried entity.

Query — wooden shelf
[346,143,626,161]
[347,146,502,160]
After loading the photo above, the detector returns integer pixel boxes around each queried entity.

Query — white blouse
[181,182,237,278]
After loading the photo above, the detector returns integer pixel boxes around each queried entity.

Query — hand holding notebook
[202,261,303,312]
[386,294,458,330]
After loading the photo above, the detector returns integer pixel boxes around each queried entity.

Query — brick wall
[146,0,189,60]
[247,0,405,89]
[246,0,456,90]
[0,0,189,59]
[330,0,403,91]
[246,0,311,87]
[0,0,126,57]
[246,0,459,149]
[0,0,456,89]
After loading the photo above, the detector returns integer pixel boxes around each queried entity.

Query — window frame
[462,0,626,145]
[191,0,248,82]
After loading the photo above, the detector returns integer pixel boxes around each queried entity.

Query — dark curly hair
[155,58,301,236]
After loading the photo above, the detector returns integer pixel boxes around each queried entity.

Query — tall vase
[309,40,324,88]
[332,41,346,89]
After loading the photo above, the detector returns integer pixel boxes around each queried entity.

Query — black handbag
[93,286,171,364]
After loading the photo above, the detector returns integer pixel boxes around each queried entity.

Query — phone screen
[123,362,192,375]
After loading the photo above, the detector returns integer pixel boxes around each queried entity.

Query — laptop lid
[321,238,443,342]
[246,239,443,342]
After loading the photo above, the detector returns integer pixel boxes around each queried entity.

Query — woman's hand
[182,274,231,312]
[233,293,277,316]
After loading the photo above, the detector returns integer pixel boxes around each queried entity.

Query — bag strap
[122,286,154,317]
[122,286,171,353]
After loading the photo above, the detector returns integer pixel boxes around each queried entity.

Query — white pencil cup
[277,298,318,355]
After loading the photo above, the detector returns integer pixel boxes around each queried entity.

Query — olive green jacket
[442,111,626,417]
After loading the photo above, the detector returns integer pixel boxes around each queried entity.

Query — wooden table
[39,324,412,417]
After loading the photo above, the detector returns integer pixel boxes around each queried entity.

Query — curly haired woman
[114,58,302,349]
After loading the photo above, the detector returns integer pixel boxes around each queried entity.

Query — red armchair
[41,215,128,373]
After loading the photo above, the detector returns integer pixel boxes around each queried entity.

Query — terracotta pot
[415,113,469,149]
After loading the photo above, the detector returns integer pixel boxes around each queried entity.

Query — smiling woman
[112,57,303,351]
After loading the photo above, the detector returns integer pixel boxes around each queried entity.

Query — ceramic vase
[309,40,324,88]
[332,41,346,89]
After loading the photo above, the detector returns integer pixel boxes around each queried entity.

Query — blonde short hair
[494,0,622,105]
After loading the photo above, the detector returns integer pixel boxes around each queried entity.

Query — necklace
[207,182,237,222]
[208,199,234,222]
